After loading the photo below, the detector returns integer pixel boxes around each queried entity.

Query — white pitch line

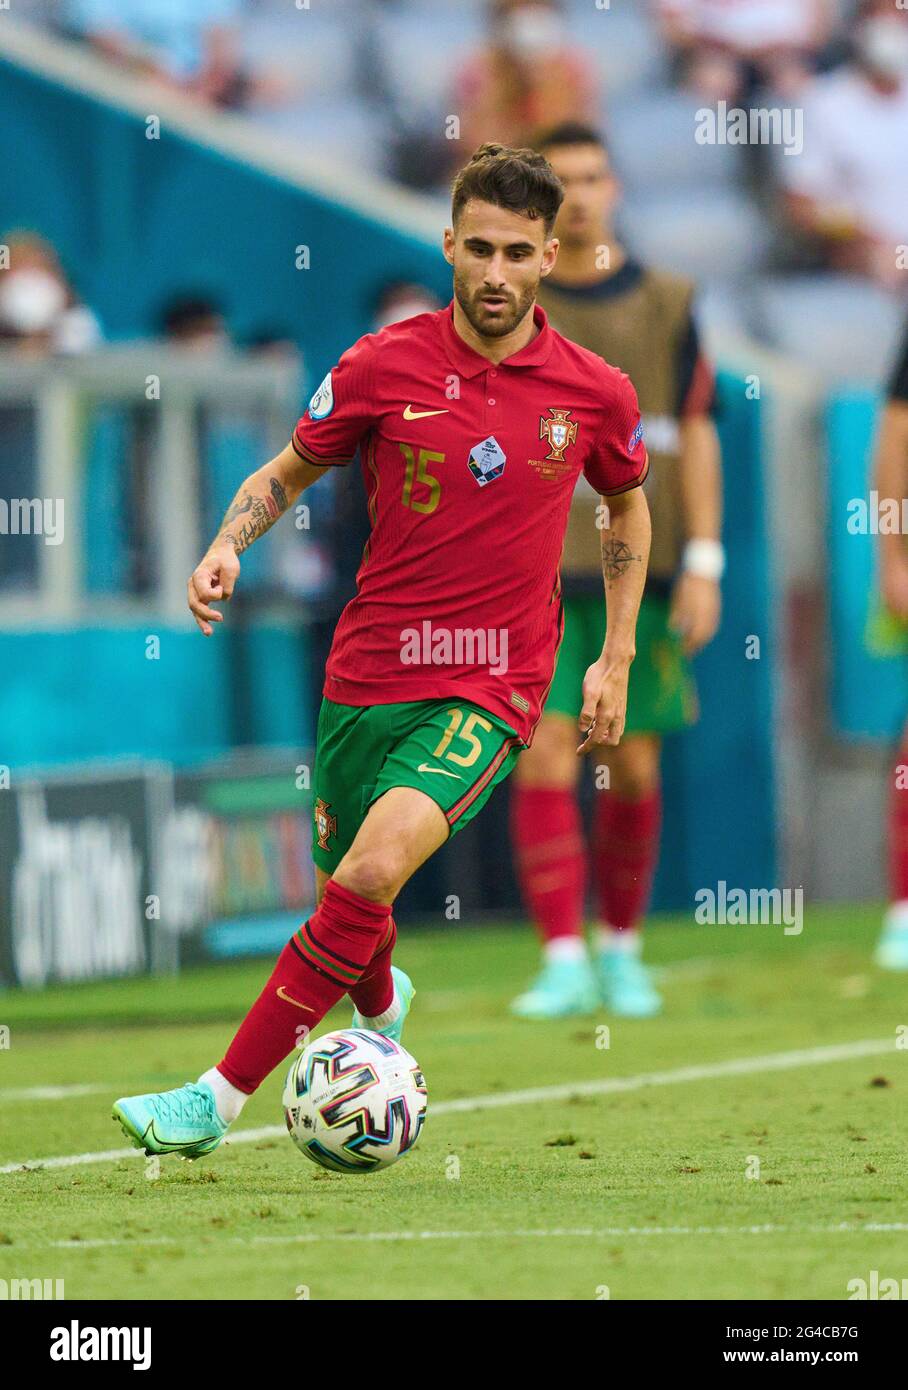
[0,1036,896,1175]
[15,1221,908,1252]
[0,1083,113,1103]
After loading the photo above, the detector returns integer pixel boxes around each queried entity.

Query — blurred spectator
[159,295,231,350]
[243,328,300,361]
[0,231,101,356]
[371,282,444,332]
[452,1,598,169]
[779,0,908,290]
[657,0,834,101]
[60,0,254,108]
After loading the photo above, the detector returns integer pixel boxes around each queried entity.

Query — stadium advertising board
[0,757,315,987]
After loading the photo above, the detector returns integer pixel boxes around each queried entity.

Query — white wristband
[682,539,725,581]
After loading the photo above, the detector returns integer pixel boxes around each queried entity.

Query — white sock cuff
[596,925,642,955]
[544,935,587,963]
[198,1066,248,1125]
[886,900,908,932]
[359,991,402,1030]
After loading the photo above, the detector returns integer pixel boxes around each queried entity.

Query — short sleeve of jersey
[888,321,908,403]
[292,334,376,467]
[583,373,649,497]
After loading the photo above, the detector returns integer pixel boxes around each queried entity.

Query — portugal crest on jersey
[539,408,578,462]
[314,798,337,851]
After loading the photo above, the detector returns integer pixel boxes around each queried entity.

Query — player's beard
[453,269,538,341]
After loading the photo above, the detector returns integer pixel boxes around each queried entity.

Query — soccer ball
[283,1029,427,1173]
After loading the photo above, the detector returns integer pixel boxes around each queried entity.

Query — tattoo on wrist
[218,477,290,555]
[602,538,642,583]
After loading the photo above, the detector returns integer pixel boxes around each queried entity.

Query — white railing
[0,346,303,624]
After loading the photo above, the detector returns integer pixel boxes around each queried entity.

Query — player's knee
[515,718,577,787]
[335,849,401,906]
[611,753,660,801]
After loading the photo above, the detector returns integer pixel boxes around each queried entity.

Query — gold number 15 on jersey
[400,444,443,515]
[432,708,494,768]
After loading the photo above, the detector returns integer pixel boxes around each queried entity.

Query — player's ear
[442,226,456,267]
[540,237,559,278]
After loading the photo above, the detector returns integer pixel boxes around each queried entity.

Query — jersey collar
[440,300,553,378]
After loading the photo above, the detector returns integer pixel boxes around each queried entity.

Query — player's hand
[188,542,240,636]
[669,573,721,655]
[577,654,631,752]
[881,550,908,622]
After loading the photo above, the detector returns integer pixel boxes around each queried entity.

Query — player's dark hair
[451,142,564,235]
[534,121,610,157]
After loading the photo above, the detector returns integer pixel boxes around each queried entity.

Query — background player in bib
[872,320,908,971]
[113,142,652,1158]
[509,123,723,1021]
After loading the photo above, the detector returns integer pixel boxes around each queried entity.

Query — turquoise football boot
[874,911,908,971]
[352,965,415,1045]
[112,1081,228,1158]
[596,948,662,1017]
[510,957,598,1020]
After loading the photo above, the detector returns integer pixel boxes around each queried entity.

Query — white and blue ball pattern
[283,1029,427,1173]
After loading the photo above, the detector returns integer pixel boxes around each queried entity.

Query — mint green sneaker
[352,965,414,1044]
[596,949,662,1017]
[510,957,598,1020]
[874,912,908,971]
[112,1081,228,1158]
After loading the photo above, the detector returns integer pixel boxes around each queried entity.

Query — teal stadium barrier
[652,370,776,908]
[0,56,451,360]
[826,390,907,741]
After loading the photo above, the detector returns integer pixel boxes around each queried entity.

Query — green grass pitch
[0,904,905,1301]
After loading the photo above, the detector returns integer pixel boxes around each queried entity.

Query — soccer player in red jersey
[113,143,652,1157]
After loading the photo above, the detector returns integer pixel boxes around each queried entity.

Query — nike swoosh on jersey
[417,763,463,779]
[276,986,315,1011]
[403,405,450,420]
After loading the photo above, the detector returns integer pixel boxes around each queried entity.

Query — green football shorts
[545,592,698,734]
[311,696,523,872]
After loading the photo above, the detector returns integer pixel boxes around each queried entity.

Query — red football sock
[889,743,908,902]
[510,785,586,943]
[218,879,391,1094]
[348,915,397,1018]
[592,790,662,933]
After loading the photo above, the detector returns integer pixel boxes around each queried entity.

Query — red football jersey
[293,302,647,745]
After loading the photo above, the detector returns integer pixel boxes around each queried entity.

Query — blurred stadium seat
[619,187,772,282]
[568,0,670,100]
[238,7,358,103]
[373,4,486,128]
[606,91,743,192]
[753,274,905,385]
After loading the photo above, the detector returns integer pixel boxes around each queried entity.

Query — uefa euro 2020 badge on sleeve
[308,371,334,420]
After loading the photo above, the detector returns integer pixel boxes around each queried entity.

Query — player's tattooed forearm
[218,477,290,553]
[269,476,289,513]
[602,538,642,583]
[222,491,254,526]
